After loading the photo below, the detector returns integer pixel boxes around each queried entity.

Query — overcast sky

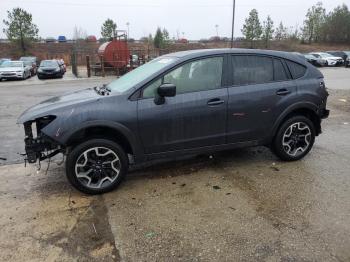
[0,0,348,40]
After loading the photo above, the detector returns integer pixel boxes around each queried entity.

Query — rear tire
[66,139,128,194]
[272,116,315,161]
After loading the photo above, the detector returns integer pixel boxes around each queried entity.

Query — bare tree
[73,26,87,40]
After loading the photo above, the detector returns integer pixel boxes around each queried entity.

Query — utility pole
[215,24,219,37]
[231,0,236,48]
[126,22,130,39]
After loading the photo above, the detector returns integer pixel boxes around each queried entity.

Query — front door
[137,56,227,154]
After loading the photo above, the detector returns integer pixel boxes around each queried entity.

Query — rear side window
[286,60,306,79]
[273,59,289,81]
[231,55,273,85]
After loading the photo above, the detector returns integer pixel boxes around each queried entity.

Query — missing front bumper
[23,120,61,163]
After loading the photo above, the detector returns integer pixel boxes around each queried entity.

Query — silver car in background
[310,52,344,66]
[0,61,31,81]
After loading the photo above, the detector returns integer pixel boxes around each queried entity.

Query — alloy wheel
[75,147,121,189]
[282,122,312,157]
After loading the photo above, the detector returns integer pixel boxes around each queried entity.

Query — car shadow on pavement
[128,146,276,180]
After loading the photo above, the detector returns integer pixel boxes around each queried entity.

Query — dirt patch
[43,196,120,261]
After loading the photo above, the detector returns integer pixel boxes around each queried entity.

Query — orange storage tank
[98,40,130,69]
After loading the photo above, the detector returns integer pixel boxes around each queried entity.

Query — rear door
[226,55,296,143]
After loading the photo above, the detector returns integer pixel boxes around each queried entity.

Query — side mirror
[158,83,176,97]
[154,83,176,105]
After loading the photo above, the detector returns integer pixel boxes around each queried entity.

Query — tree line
[241,2,350,48]
[100,19,170,48]
[2,2,350,55]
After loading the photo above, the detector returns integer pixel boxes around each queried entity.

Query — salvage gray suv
[18,49,329,194]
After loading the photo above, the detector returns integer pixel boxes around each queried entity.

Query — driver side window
[142,56,223,98]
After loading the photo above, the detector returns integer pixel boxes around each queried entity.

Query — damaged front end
[23,116,62,163]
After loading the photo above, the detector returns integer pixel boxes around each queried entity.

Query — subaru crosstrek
[18,49,329,194]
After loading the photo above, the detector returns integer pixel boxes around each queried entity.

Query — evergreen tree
[262,15,274,48]
[241,9,262,48]
[302,2,326,43]
[274,22,288,40]
[3,8,39,55]
[101,19,117,40]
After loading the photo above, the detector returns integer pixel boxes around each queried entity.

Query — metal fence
[70,47,174,78]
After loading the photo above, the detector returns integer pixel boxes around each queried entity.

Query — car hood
[17,88,101,124]
[0,67,23,72]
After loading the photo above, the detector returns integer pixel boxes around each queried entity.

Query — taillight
[319,78,327,89]
[319,81,325,89]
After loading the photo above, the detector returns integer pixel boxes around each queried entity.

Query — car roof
[163,48,306,64]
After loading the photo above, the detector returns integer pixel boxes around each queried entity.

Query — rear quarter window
[286,60,307,79]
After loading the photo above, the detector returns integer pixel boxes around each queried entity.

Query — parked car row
[45,35,97,43]
[301,51,350,67]
[0,57,66,81]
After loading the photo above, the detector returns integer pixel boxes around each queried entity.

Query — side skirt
[144,140,260,162]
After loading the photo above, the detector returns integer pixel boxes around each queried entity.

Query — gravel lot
[0,68,349,261]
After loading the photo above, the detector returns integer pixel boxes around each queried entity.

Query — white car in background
[310,52,344,66]
[0,61,31,81]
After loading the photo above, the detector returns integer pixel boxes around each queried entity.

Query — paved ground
[0,74,115,164]
[0,68,349,261]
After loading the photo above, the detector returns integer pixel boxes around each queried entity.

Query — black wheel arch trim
[56,120,144,161]
[271,101,320,139]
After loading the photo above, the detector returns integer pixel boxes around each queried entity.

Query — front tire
[272,116,315,161]
[66,139,128,194]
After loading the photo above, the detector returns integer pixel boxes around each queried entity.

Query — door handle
[276,89,291,96]
[207,98,225,106]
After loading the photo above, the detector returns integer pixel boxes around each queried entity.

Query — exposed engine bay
[23,116,62,163]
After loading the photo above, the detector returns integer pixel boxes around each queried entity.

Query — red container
[98,40,130,69]
[87,35,97,42]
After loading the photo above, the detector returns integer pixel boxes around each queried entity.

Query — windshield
[107,57,177,93]
[0,59,9,65]
[40,60,58,67]
[319,53,333,58]
[0,61,23,68]
[20,57,35,62]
